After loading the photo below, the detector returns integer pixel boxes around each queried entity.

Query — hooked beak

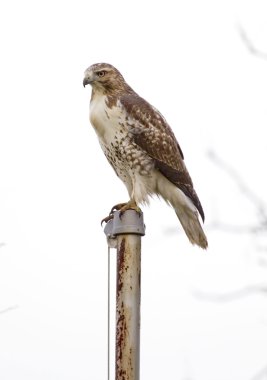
[83,77,90,87]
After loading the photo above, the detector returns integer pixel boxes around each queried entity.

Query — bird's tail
[155,172,208,249]
[174,205,208,249]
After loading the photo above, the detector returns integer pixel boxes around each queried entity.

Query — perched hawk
[83,63,208,249]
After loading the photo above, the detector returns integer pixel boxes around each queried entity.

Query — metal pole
[104,210,145,380]
[116,233,141,380]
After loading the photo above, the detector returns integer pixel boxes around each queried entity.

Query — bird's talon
[110,203,127,215]
[101,213,114,226]
[119,210,125,220]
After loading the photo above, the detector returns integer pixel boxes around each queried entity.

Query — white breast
[89,94,126,146]
[90,94,109,138]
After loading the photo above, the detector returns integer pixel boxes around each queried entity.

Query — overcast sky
[0,0,267,379]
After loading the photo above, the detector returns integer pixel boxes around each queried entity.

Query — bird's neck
[90,84,135,107]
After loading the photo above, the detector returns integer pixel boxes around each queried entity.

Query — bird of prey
[83,63,208,249]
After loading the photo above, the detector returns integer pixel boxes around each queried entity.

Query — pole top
[104,210,146,239]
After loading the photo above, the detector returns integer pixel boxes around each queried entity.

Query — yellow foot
[117,200,141,219]
[101,202,127,226]
[101,201,141,225]
[109,202,128,215]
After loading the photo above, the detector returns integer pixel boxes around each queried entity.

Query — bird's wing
[120,93,205,222]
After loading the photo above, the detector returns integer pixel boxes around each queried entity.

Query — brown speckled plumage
[84,63,208,248]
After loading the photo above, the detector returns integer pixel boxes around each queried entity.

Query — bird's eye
[97,71,106,77]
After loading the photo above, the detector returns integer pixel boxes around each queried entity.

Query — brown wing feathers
[153,160,205,222]
[120,94,205,222]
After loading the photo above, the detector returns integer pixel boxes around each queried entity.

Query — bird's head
[83,63,132,94]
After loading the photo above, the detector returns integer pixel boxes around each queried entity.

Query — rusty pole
[104,210,145,380]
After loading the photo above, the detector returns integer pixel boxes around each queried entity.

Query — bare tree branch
[207,149,267,219]
[194,284,267,302]
[207,220,266,234]
[237,23,267,60]
[0,305,19,315]
[207,149,267,233]
[251,364,267,380]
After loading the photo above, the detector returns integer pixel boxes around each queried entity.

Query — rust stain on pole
[116,234,141,380]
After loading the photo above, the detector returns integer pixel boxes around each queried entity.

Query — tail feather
[175,207,208,249]
[155,171,208,249]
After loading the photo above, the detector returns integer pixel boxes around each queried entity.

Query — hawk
[83,63,208,249]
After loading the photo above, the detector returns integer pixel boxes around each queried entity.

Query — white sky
[0,0,267,379]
